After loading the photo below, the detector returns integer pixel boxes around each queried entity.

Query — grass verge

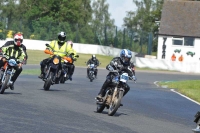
[21,69,40,75]
[158,80,200,103]
[26,50,177,72]
[26,50,113,68]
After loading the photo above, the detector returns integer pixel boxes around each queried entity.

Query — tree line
[1,0,188,54]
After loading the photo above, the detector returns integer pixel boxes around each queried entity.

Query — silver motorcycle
[96,70,133,116]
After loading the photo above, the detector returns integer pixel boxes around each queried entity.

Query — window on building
[172,37,183,46]
[184,37,194,46]
[172,37,194,46]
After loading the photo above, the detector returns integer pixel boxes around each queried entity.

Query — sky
[106,0,137,27]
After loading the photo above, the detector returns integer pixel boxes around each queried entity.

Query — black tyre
[89,73,94,82]
[43,72,53,91]
[0,75,10,94]
[96,104,106,113]
[108,91,124,116]
[60,76,65,84]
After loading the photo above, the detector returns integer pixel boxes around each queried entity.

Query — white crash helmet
[14,33,23,46]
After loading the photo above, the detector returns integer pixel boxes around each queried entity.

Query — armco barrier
[0,39,199,73]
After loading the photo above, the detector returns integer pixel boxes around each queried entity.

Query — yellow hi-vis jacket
[2,45,26,62]
[46,40,72,57]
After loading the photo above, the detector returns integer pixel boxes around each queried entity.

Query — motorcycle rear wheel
[96,104,105,113]
[60,76,65,84]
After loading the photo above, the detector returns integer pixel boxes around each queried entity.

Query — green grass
[26,50,113,68]
[158,80,200,103]
[23,49,114,75]
[26,50,173,71]
[22,69,40,75]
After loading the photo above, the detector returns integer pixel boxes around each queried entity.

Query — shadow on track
[94,110,128,117]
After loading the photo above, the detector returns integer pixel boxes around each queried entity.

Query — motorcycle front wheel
[89,72,94,82]
[0,74,10,94]
[43,72,53,91]
[108,91,124,116]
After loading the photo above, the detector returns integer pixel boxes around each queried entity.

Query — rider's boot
[38,67,45,79]
[95,94,103,101]
[38,73,44,79]
[69,75,72,81]
[95,83,108,101]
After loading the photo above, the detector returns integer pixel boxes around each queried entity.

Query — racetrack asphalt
[0,65,199,133]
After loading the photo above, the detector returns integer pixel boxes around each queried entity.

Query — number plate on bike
[8,59,17,66]
[90,64,95,68]
[120,73,129,82]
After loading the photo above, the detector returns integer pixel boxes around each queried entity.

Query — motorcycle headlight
[53,58,59,64]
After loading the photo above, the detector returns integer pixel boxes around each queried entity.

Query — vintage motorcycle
[96,70,133,116]
[0,58,18,94]
[192,111,200,133]
[59,54,79,83]
[42,44,71,90]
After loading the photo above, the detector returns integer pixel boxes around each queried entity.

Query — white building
[157,0,200,62]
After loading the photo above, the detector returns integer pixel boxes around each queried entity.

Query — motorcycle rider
[0,33,26,90]
[86,55,99,78]
[96,49,134,101]
[38,31,72,81]
[65,40,78,81]
[0,32,28,64]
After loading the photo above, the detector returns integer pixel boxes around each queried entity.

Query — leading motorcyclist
[96,49,134,101]
[38,31,72,82]
[0,33,26,90]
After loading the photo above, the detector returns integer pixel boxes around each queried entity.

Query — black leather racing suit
[98,57,134,97]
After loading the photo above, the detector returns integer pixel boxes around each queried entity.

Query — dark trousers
[64,63,75,76]
[40,58,50,74]
[68,64,75,76]
[11,66,22,82]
